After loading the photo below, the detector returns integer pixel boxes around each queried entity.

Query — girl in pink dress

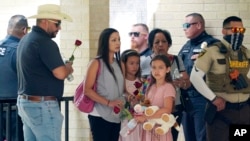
[119,49,144,141]
[135,54,176,141]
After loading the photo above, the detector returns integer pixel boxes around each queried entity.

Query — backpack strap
[96,58,101,79]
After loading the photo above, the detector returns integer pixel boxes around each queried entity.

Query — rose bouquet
[118,78,150,120]
[133,77,151,103]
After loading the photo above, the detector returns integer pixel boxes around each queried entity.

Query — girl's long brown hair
[146,54,173,94]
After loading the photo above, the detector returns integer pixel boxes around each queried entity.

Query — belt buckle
[20,94,27,100]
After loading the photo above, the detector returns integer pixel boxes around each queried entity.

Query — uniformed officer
[178,13,219,141]
[0,15,29,141]
[190,16,250,141]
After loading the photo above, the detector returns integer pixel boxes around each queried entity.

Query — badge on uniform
[198,49,207,58]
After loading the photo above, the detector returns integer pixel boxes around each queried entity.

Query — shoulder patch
[198,49,207,58]
[0,47,6,56]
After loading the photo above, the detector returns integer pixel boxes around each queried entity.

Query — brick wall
[110,0,250,55]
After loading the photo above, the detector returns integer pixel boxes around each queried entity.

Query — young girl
[119,49,143,141]
[147,28,191,140]
[135,54,176,141]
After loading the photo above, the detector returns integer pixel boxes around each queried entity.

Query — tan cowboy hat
[28,4,72,22]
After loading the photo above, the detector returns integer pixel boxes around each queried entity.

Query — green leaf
[120,109,133,121]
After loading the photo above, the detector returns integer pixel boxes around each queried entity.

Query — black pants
[207,103,250,141]
[88,115,121,141]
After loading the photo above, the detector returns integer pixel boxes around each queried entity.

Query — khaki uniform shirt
[195,39,250,103]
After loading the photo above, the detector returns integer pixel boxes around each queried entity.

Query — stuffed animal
[133,99,151,115]
[134,104,180,135]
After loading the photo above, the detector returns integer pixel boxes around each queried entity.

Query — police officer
[0,15,29,141]
[178,13,219,141]
[190,16,250,141]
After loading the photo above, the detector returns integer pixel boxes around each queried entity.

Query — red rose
[134,81,142,88]
[133,90,139,95]
[69,39,82,62]
[75,39,82,46]
[113,106,120,114]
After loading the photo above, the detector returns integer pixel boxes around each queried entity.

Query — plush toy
[134,104,180,135]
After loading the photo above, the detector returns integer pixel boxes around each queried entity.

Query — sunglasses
[182,22,198,29]
[224,27,246,34]
[48,20,61,27]
[23,26,31,32]
[129,32,146,37]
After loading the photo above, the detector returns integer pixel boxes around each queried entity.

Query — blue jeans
[17,96,63,141]
[182,96,207,141]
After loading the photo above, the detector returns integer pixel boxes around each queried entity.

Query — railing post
[0,99,23,141]
[6,103,11,141]
[65,100,69,141]
[0,103,3,141]
[59,96,73,141]
[0,96,73,141]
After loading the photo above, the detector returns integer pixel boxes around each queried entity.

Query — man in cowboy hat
[16,4,73,141]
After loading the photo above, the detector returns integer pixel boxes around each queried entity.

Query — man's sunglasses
[182,22,198,29]
[224,27,246,34]
[48,20,61,27]
[129,32,146,37]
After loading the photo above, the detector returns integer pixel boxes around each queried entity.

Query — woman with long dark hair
[84,28,125,141]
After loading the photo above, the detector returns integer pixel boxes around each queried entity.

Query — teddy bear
[134,104,180,135]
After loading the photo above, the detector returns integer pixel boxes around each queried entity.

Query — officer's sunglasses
[23,26,31,32]
[129,32,146,37]
[224,27,246,34]
[48,20,61,28]
[182,22,198,29]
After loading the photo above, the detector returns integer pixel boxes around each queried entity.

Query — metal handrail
[0,96,73,141]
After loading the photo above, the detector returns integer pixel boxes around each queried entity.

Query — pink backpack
[74,59,100,113]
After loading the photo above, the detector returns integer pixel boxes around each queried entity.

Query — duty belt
[225,99,250,110]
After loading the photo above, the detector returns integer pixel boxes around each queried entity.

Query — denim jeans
[17,96,63,141]
[181,96,207,141]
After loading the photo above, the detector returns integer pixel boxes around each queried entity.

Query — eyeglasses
[23,26,31,32]
[47,20,61,27]
[182,22,198,29]
[129,32,146,37]
[224,27,246,34]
